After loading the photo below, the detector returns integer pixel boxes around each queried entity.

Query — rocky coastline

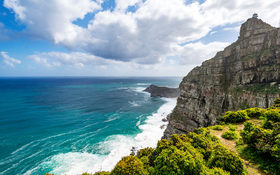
[164,17,280,138]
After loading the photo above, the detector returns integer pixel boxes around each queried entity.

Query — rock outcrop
[164,17,280,138]
[144,84,179,98]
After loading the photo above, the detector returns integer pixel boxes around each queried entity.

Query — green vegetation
[91,128,247,175]
[220,107,267,124]
[245,107,265,119]
[220,110,249,123]
[222,130,238,140]
[212,125,224,131]
[228,125,237,131]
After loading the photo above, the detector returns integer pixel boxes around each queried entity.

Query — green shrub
[263,109,280,129]
[208,145,247,175]
[201,167,230,175]
[229,125,237,131]
[222,130,238,140]
[245,107,266,119]
[241,120,280,161]
[111,156,148,175]
[154,145,203,175]
[221,110,249,123]
[212,125,224,130]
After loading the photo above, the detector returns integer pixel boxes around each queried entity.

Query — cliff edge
[164,16,280,138]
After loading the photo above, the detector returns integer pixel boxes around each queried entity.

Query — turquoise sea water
[0,77,180,175]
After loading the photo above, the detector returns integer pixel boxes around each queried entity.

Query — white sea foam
[136,83,149,86]
[25,98,177,175]
[129,101,140,107]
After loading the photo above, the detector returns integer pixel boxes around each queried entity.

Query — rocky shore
[144,84,180,98]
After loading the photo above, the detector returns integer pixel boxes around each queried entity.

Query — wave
[129,101,140,107]
[136,83,149,86]
[27,98,176,175]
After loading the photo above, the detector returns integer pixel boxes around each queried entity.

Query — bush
[222,130,238,140]
[154,145,203,175]
[263,109,280,129]
[201,167,230,175]
[245,107,266,119]
[208,145,247,175]
[241,120,280,160]
[229,125,237,131]
[111,156,148,175]
[221,110,249,123]
[212,125,224,130]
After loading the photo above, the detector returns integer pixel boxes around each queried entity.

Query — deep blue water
[0,77,180,175]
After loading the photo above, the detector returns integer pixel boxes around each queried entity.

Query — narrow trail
[210,121,265,175]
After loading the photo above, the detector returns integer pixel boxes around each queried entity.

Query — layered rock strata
[164,17,280,138]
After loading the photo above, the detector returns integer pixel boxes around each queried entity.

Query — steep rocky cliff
[164,17,280,138]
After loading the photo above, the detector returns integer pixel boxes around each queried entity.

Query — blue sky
[0,0,279,77]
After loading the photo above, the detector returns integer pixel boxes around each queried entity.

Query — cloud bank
[3,0,280,74]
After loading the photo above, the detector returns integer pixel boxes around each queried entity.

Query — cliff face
[164,17,280,138]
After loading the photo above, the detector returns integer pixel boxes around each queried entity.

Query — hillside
[164,16,280,138]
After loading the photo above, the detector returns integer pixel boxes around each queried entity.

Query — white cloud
[115,0,141,12]
[0,51,22,67]
[179,41,230,65]
[4,0,280,66]
[4,0,102,48]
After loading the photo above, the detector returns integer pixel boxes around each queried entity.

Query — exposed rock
[164,17,280,139]
[144,84,180,98]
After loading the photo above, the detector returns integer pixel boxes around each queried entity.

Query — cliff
[164,17,280,138]
[144,84,179,98]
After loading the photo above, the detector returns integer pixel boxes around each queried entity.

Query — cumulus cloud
[4,0,102,47]
[4,0,280,66]
[0,51,22,67]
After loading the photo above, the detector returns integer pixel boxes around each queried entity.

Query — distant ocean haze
[0,77,180,175]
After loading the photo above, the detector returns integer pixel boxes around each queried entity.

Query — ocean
[0,77,181,175]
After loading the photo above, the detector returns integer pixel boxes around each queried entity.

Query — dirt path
[210,123,265,175]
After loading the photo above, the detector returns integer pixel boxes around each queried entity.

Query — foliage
[201,167,230,175]
[111,156,148,175]
[245,107,265,119]
[208,144,247,175]
[236,144,280,175]
[229,125,237,131]
[212,125,224,131]
[263,108,280,129]
[222,130,238,140]
[221,110,249,123]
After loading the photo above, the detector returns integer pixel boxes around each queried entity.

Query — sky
[0,0,280,77]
